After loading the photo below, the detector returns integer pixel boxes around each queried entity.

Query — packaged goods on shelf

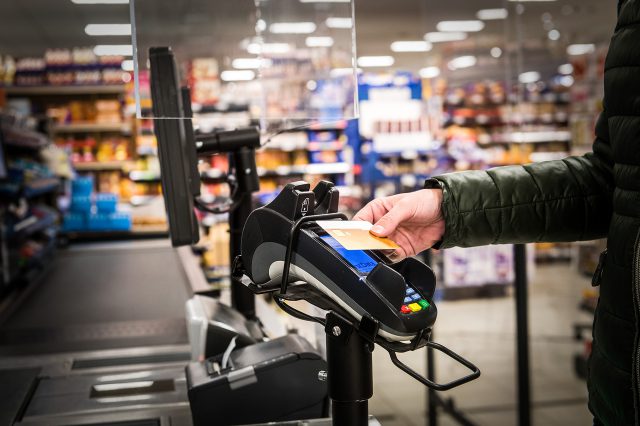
[63,177,131,233]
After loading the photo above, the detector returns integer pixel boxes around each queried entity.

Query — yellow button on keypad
[408,303,422,312]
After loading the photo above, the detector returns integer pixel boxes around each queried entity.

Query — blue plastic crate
[62,213,87,231]
[88,213,111,231]
[109,213,132,231]
[70,196,92,214]
[96,193,118,214]
[72,177,94,196]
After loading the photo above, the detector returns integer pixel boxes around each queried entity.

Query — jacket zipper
[634,229,640,425]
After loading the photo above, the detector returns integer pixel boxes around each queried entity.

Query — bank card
[316,220,400,251]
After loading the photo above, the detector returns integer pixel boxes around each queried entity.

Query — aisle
[0,240,191,356]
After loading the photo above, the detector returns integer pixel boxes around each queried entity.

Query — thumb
[370,206,412,237]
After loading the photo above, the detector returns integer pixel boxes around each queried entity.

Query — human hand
[352,189,445,259]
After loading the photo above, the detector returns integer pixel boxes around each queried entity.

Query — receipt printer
[185,334,328,425]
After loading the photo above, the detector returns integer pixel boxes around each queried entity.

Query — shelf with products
[0,111,67,296]
[5,85,126,96]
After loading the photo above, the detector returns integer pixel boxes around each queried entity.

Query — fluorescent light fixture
[477,8,509,20]
[448,55,477,70]
[269,22,316,34]
[93,44,132,56]
[509,0,556,2]
[390,41,432,52]
[121,59,134,71]
[437,20,485,33]
[232,58,273,69]
[71,0,128,3]
[548,29,560,41]
[558,63,573,75]
[567,43,595,55]
[85,24,131,36]
[247,42,291,55]
[330,67,358,77]
[357,56,394,68]
[490,47,503,58]
[220,70,256,82]
[519,71,541,84]
[419,66,441,79]
[326,17,353,29]
[306,36,335,47]
[424,32,467,43]
[300,0,350,2]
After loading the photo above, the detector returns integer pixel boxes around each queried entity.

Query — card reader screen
[320,235,378,274]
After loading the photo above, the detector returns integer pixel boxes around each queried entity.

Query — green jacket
[427,2,640,424]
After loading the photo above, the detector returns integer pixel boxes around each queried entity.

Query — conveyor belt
[0,243,191,356]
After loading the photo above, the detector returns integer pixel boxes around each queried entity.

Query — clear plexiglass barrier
[130,0,358,129]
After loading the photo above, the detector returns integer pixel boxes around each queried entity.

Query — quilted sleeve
[426,112,615,248]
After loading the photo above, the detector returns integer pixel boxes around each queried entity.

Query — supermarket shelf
[491,130,572,144]
[51,122,131,134]
[4,85,126,96]
[23,177,61,199]
[129,171,161,183]
[12,212,58,239]
[73,160,131,171]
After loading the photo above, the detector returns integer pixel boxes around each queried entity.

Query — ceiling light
[419,66,440,79]
[85,24,131,36]
[424,32,468,43]
[71,0,129,3]
[232,58,262,69]
[299,0,350,2]
[330,68,359,77]
[558,63,573,75]
[548,29,560,41]
[390,41,432,53]
[357,56,395,68]
[477,8,509,20]
[448,55,477,70]
[306,36,335,47]
[437,20,485,32]
[221,70,255,82]
[567,43,595,55]
[326,17,353,29]
[490,47,503,58]
[247,42,291,55]
[519,71,541,83]
[269,22,317,34]
[93,44,132,56]
[121,59,134,71]
[509,0,557,2]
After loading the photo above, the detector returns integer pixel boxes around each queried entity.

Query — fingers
[353,199,390,224]
[370,203,413,237]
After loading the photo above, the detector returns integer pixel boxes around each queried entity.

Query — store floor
[369,263,594,426]
[0,240,191,356]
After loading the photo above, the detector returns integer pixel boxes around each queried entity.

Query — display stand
[426,244,531,426]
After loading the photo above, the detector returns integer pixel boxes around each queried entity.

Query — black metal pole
[325,312,372,426]
[427,332,438,426]
[514,244,531,426]
[229,189,256,319]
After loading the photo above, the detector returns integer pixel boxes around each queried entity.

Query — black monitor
[149,46,200,246]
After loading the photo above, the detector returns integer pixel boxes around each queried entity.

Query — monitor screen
[320,235,378,274]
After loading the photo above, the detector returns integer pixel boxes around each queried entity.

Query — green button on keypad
[418,299,430,309]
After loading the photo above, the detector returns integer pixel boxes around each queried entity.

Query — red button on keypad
[400,305,411,314]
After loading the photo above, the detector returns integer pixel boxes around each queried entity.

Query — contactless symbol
[301,198,310,215]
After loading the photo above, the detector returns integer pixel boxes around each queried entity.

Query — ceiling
[0,0,618,82]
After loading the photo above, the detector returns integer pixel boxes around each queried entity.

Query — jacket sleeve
[426,112,615,249]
